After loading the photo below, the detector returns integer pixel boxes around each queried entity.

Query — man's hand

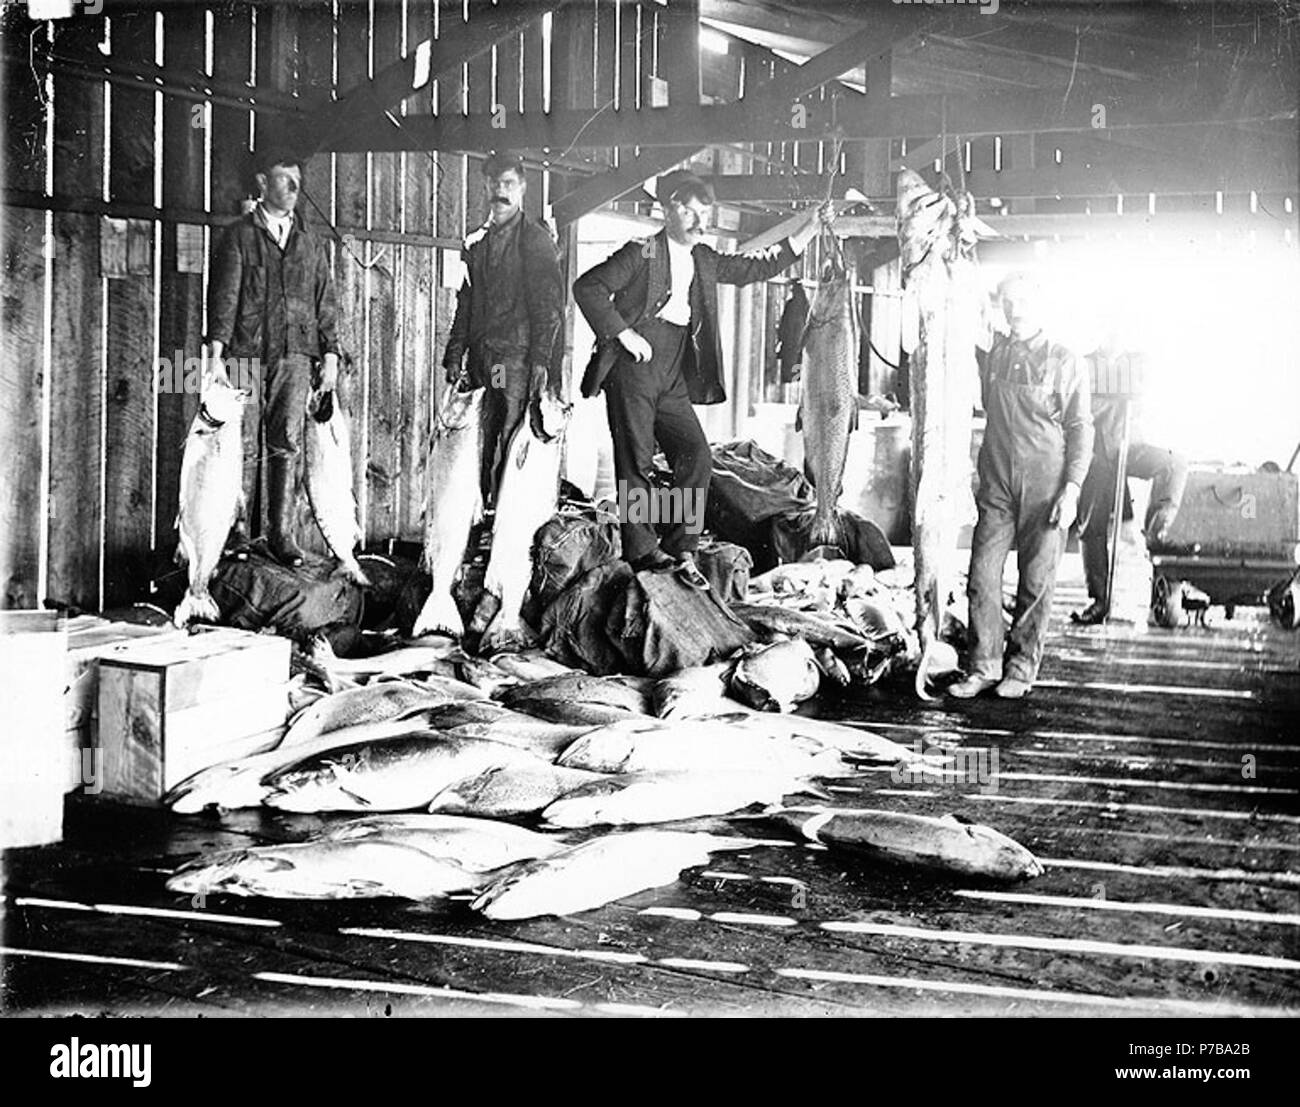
[319,353,339,392]
[790,199,834,253]
[528,364,549,401]
[1048,482,1081,530]
[617,328,653,363]
[209,354,231,389]
[443,346,465,384]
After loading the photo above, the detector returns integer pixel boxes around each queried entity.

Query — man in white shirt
[574,170,829,588]
[207,146,341,568]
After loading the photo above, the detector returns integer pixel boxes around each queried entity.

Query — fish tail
[809,506,839,547]
[173,589,219,628]
[340,557,371,586]
[412,588,464,639]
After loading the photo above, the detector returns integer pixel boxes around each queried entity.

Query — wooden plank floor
[2,550,1297,1017]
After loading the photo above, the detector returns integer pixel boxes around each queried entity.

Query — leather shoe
[630,550,676,573]
[948,674,999,699]
[674,554,711,591]
[995,676,1033,699]
[1070,601,1108,625]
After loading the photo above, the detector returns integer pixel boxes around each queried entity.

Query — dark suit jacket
[573,230,798,404]
[444,213,565,390]
[207,207,340,363]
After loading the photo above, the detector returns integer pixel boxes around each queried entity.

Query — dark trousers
[1079,442,1188,603]
[966,463,1064,684]
[238,352,311,536]
[479,352,531,508]
[604,319,711,563]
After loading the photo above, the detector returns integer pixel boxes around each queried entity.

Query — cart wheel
[1151,575,1184,629]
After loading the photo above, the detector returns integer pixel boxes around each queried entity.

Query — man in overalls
[950,273,1093,699]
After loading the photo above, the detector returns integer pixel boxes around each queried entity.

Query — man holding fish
[574,169,833,591]
[207,145,342,569]
[949,272,1093,700]
[442,151,566,508]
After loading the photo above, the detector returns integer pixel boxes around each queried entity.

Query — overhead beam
[550,21,908,227]
[303,0,570,153]
[832,210,1299,241]
[709,165,1298,206]
[324,80,1291,153]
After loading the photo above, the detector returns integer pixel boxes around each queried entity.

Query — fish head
[199,381,247,427]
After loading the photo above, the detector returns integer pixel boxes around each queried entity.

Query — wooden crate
[0,611,68,846]
[60,616,175,793]
[97,628,291,803]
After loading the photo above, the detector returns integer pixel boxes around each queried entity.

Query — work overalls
[966,332,1092,684]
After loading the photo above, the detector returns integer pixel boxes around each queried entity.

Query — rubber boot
[268,457,305,568]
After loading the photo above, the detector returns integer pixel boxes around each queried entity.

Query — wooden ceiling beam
[302,0,570,153]
[551,22,903,227]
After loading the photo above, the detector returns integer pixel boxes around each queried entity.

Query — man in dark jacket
[776,278,810,383]
[207,145,341,567]
[573,169,830,588]
[1072,334,1187,624]
[442,152,565,505]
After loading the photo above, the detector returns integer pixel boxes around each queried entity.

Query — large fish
[729,638,822,713]
[541,770,811,829]
[799,254,859,547]
[428,763,609,818]
[470,830,761,920]
[279,681,451,747]
[174,382,246,627]
[317,813,566,871]
[166,838,479,900]
[497,673,651,719]
[304,389,369,585]
[729,603,870,653]
[650,662,736,719]
[164,717,442,813]
[488,651,581,682]
[262,733,547,813]
[412,383,485,639]
[768,806,1043,881]
[726,712,919,766]
[556,715,851,777]
[897,168,986,697]
[473,394,571,653]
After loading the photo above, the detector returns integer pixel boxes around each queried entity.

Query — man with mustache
[574,169,831,590]
[443,151,565,505]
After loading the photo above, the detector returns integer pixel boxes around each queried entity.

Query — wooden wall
[0,0,583,613]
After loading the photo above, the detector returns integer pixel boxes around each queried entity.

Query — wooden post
[1104,400,1132,618]
[660,0,699,112]
[367,1,404,544]
[48,17,105,612]
[155,5,208,579]
[103,11,157,609]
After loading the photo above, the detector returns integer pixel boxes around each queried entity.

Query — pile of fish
[165,655,1041,917]
[733,553,964,691]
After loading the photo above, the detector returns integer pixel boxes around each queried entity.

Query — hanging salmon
[799,253,860,549]
[896,168,992,697]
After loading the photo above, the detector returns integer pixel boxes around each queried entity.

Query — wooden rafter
[302,0,573,153]
[550,22,906,227]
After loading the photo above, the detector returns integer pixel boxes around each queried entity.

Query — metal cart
[1146,441,1300,628]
